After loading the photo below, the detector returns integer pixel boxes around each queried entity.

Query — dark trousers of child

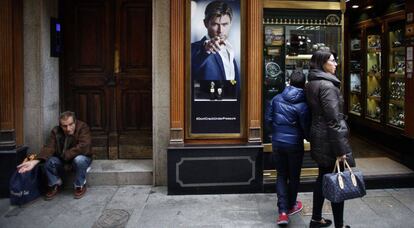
[312,165,345,228]
[273,146,304,213]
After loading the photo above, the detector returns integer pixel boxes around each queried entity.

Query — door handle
[106,75,116,87]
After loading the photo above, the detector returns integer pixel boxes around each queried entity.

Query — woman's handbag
[322,159,366,203]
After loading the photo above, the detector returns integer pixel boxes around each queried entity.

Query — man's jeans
[273,146,304,213]
[45,155,92,188]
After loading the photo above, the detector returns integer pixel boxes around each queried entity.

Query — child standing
[265,71,310,225]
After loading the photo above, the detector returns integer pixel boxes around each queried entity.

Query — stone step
[64,159,153,187]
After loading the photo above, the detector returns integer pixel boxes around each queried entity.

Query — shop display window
[365,30,382,122]
[263,11,342,142]
[347,17,406,132]
[349,31,362,116]
[387,21,405,129]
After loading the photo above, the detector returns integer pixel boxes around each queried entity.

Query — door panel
[63,0,113,159]
[63,0,152,159]
[117,0,152,158]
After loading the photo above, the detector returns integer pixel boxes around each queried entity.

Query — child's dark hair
[290,71,306,88]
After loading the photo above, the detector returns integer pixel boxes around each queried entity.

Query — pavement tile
[363,189,391,197]
[0,199,10,216]
[362,195,414,228]
[48,186,118,228]
[106,185,152,210]
[387,189,414,212]
[342,197,386,228]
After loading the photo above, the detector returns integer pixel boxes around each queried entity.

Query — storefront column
[23,0,59,152]
[153,0,171,186]
[246,0,263,143]
[406,0,414,139]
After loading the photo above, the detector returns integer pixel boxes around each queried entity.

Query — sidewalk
[1,186,414,228]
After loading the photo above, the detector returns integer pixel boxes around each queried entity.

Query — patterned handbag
[322,159,366,203]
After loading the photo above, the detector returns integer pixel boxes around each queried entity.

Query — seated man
[17,111,93,200]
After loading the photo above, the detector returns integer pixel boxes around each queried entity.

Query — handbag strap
[343,159,358,187]
[334,157,354,174]
[343,159,355,175]
[333,158,342,174]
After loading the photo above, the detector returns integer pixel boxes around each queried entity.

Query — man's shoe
[45,185,60,201]
[74,185,87,199]
[288,200,303,216]
[309,218,333,228]
[277,212,289,225]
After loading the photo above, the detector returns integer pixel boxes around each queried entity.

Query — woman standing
[305,51,352,228]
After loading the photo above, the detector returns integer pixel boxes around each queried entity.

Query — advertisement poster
[190,0,241,134]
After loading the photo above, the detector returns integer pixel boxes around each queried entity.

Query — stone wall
[153,0,170,186]
[23,0,59,153]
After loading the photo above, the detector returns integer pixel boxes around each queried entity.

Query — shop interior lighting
[352,5,359,9]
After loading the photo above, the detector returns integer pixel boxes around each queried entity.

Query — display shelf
[366,116,381,123]
[285,54,312,60]
[389,99,404,106]
[389,73,405,78]
[349,111,361,116]
[367,48,381,53]
[368,96,381,101]
[367,73,382,79]
[390,46,404,52]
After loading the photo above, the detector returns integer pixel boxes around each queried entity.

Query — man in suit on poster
[191,0,240,99]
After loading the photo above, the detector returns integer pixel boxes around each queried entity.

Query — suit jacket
[37,120,92,162]
[191,37,240,92]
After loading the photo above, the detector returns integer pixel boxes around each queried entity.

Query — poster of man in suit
[190,0,242,135]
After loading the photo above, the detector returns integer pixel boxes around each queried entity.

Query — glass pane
[284,25,342,81]
[387,21,405,128]
[349,30,362,115]
[365,29,382,122]
[262,12,342,143]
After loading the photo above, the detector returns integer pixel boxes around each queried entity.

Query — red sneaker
[288,200,303,216]
[277,212,289,225]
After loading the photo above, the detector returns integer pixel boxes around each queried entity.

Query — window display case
[366,29,382,122]
[263,11,342,143]
[349,30,362,115]
[346,15,406,132]
[387,21,405,129]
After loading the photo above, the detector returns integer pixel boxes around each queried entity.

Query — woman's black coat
[305,69,353,168]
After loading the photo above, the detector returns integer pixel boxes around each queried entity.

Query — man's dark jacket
[191,36,240,83]
[305,69,352,167]
[265,85,310,149]
[37,120,92,162]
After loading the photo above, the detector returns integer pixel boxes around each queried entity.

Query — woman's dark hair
[309,50,332,70]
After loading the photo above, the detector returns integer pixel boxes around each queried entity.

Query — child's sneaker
[277,212,289,225]
[288,200,303,216]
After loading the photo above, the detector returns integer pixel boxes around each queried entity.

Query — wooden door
[62,0,152,159]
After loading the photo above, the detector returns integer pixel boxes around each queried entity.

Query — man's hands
[204,36,226,54]
[17,160,40,173]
